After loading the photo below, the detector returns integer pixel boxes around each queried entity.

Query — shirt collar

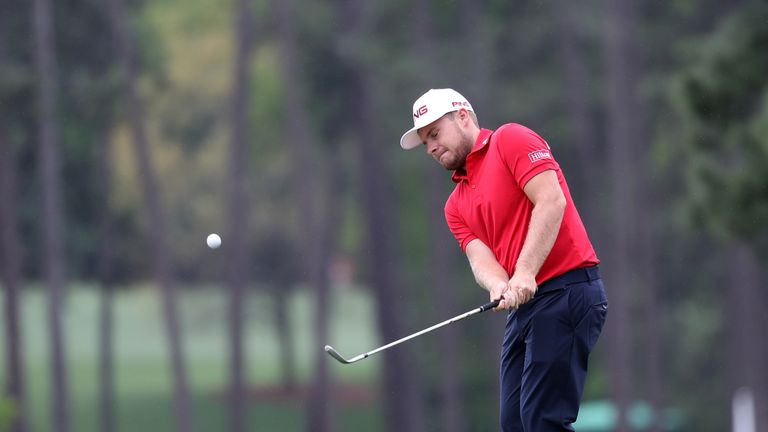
[451,128,494,183]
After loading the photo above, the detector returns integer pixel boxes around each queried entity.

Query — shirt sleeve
[444,197,477,252]
[496,124,560,189]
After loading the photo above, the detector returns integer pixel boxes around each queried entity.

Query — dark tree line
[2,0,767,431]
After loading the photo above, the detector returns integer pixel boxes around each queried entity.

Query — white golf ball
[206,233,221,249]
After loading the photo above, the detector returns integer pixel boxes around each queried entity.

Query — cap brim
[400,127,422,150]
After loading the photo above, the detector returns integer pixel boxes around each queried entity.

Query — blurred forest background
[1,0,768,431]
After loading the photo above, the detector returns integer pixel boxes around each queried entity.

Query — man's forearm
[466,239,510,293]
[472,257,510,293]
[515,200,565,278]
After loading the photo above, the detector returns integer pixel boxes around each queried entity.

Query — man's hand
[490,280,516,311]
[507,272,538,307]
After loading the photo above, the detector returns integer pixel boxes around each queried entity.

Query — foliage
[3,0,768,430]
[652,4,768,430]
[0,397,17,431]
[672,3,768,250]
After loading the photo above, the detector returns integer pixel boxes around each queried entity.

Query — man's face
[417,111,473,171]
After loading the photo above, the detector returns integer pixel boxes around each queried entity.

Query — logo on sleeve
[528,150,552,163]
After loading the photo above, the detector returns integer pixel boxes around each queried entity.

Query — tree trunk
[226,0,254,429]
[31,0,70,429]
[103,0,195,430]
[555,1,599,227]
[603,0,640,429]
[426,168,466,432]
[411,0,466,430]
[272,0,335,429]
[635,56,662,432]
[727,242,765,432]
[303,197,336,432]
[640,206,663,432]
[460,0,492,114]
[459,0,503,413]
[762,278,768,432]
[97,270,116,432]
[762,274,768,432]
[274,289,296,391]
[335,4,426,429]
[0,124,28,432]
[95,133,117,432]
[352,74,426,432]
[556,8,626,418]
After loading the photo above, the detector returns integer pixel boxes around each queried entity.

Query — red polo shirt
[444,124,599,285]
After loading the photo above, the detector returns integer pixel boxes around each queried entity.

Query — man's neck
[468,127,482,151]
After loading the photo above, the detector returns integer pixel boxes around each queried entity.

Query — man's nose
[426,141,438,154]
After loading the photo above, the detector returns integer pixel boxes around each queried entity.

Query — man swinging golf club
[400,88,608,432]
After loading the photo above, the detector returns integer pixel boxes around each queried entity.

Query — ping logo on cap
[452,101,470,108]
[414,105,428,118]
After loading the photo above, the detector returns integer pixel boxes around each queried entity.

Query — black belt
[537,266,600,295]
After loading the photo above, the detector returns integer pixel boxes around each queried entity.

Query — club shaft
[347,300,499,363]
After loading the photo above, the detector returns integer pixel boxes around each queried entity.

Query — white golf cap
[399,88,474,150]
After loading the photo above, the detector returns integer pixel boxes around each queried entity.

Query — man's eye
[430,130,438,138]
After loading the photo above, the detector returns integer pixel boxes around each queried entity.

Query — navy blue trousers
[499,266,608,432]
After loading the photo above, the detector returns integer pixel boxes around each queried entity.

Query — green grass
[1,283,384,431]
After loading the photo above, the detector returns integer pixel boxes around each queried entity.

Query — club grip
[479,299,501,312]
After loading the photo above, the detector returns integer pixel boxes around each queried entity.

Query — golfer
[400,88,608,431]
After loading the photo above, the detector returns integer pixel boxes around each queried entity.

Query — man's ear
[457,108,471,126]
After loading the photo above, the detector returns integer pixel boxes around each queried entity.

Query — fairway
[0,284,383,431]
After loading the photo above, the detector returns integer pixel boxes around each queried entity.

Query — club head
[324,345,352,364]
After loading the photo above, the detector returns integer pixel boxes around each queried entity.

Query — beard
[440,152,464,171]
[439,127,473,171]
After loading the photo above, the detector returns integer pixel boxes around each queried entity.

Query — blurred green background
[1,0,767,431]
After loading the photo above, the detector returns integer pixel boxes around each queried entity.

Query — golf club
[325,299,501,364]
